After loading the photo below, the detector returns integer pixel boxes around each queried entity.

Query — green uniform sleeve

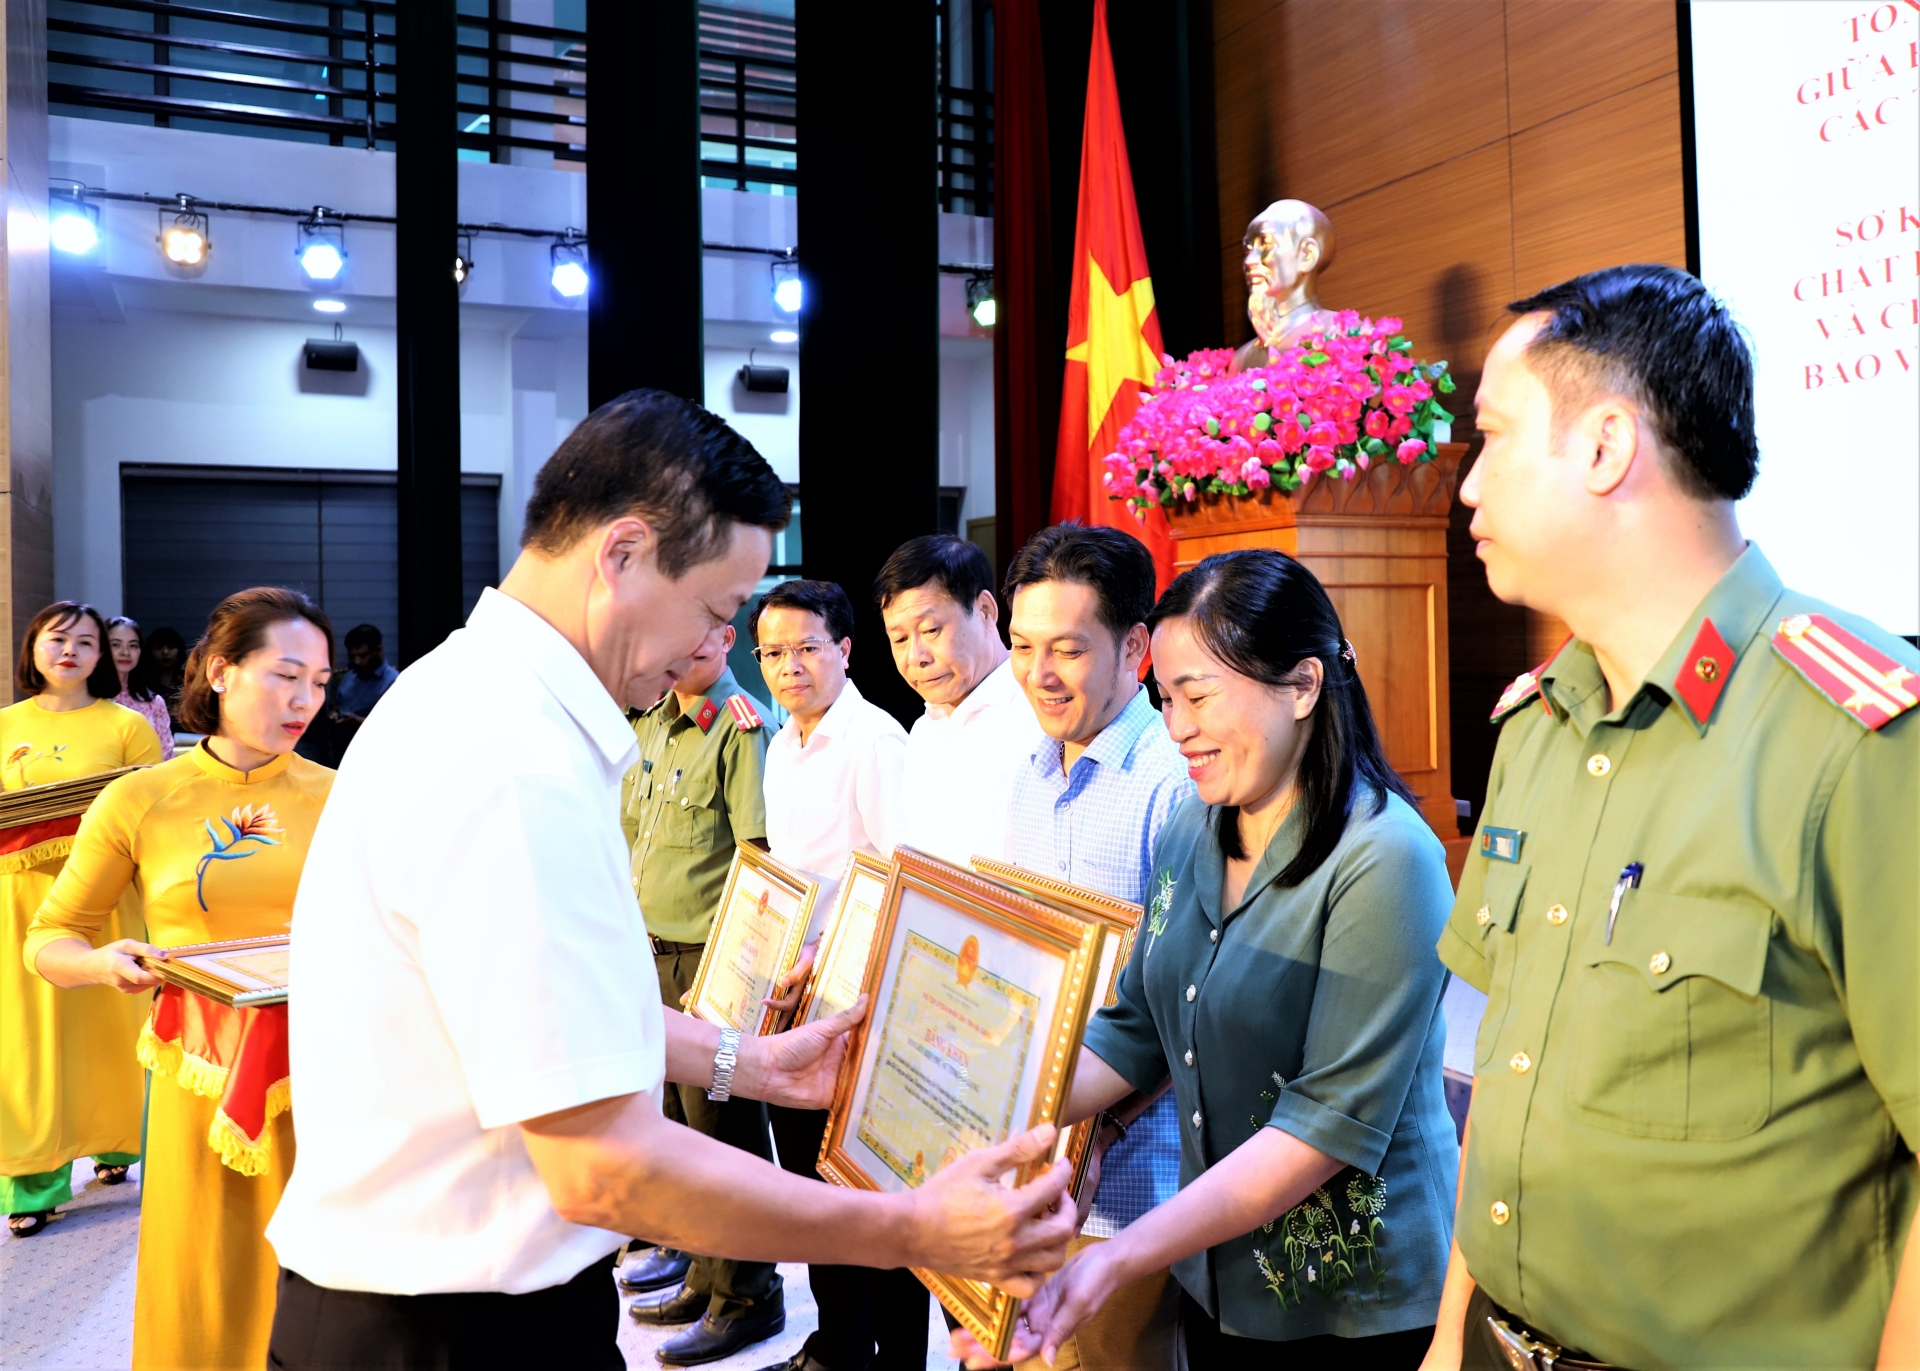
[721,713,768,844]
[1820,709,1920,1150]
[1438,711,1528,993]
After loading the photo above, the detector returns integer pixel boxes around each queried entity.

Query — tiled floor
[0,1161,951,1371]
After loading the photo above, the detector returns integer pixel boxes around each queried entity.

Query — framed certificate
[796,850,891,1027]
[686,844,818,1037]
[819,846,1106,1360]
[140,934,289,1007]
[970,857,1143,1201]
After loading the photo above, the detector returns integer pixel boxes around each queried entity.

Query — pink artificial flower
[1382,384,1415,415]
[1396,438,1428,464]
[1364,410,1392,439]
[1388,415,1413,440]
[1305,421,1338,448]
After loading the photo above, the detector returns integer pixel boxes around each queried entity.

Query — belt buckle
[1486,1314,1563,1371]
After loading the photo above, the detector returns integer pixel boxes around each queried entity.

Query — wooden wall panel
[1304,142,1516,365]
[1214,1,1510,249]
[1209,0,1687,819]
[1506,0,1678,133]
[1510,73,1688,293]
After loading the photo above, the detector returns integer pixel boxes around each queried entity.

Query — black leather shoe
[618,1246,693,1293]
[627,1283,706,1326]
[656,1300,787,1366]
[752,1354,830,1371]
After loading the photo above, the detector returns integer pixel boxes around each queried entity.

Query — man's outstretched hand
[907,1126,1076,1295]
[738,995,867,1111]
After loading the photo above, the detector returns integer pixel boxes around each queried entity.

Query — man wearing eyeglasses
[618,618,787,1366]
[750,578,920,1371]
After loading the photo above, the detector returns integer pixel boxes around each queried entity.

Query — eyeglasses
[751,639,834,665]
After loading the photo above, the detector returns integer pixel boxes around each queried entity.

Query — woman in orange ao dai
[30,588,335,1370]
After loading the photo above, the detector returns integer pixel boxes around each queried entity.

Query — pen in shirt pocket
[1604,862,1644,945]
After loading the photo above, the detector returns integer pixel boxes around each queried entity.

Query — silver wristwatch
[707,1027,742,1102]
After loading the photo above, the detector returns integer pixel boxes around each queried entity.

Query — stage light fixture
[771,254,801,313]
[966,274,996,329]
[50,195,99,255]
[550,231,588,298]
[313,299,347,314]
[296,208,347,282]
[157,197,211,278]
[454,231,475,292]
[769,329,798,344]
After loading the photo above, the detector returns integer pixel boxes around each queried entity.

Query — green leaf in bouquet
[1253,412,1273,431]
[1438,373,1457,394]
[1305,351,1329,366]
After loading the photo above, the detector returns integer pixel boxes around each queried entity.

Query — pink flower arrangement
[1102,312,1456,515]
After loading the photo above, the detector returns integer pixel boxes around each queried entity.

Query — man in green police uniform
[619,618,787,1365]
[1424,265,1919,1371]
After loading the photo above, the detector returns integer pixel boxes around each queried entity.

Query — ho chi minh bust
[1233,199,1342,372]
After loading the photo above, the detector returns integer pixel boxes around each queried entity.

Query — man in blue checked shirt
[999,523,1195,1371]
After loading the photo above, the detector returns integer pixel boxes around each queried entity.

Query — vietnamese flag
[1051,0,1174,588]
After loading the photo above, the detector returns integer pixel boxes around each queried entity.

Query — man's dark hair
[1507,265,1757,501]
[1003,522,1154,641]
[521,388,791,576]
[344,623,382,651]
[873,535,993,613]
[750,579,856,645]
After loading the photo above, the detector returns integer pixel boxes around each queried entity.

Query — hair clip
[1339,640,1357,663]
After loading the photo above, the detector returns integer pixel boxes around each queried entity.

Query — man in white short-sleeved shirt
[747,577,930,1371]
[878,535,1044,868]
[263,391,1075,1371]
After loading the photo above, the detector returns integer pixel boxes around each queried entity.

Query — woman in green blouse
[970,549,1459,1368]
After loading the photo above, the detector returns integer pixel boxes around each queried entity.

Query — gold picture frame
[795,849,892,1027]
[685,843,818,1037]
[969,857,1144,1203]
[819,846,1106,1361]
[140,933,289,1008]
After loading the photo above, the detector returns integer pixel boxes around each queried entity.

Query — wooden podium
[1163,444,1468,871]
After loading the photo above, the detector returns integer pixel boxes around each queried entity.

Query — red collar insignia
[692,698,719,733]
[1672,617,1735,723]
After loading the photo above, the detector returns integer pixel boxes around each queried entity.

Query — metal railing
[46,1,990,212]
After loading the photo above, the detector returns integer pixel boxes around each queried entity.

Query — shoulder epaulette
[1489,668,1543,722]
[1772,613,1918,731]
[726,695,764,732]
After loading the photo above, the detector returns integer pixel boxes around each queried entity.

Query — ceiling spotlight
[769,329,798,344]
[966,274,996,329]
[313,299,347,314]
[296,208,347,282]
[454,231,475,292]
[50,195,99,255]
[771,253,801,314]
[157,196,211,277]
[550,230,588,299]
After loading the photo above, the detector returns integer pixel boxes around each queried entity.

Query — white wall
[46,117,998,604]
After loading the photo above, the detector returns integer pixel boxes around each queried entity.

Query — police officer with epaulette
[617,619,788,1365]
[1423,265,1919,1371]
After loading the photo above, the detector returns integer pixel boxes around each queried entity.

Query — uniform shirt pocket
[1472,862,1530,1069]
[658,776,719,851]
[1565,891,1773,1141]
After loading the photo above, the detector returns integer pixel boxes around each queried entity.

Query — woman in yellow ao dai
[0,603,161,1233]
[31,588,335,1371]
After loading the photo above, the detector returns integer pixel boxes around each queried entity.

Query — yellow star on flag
[1066,256,1159,440]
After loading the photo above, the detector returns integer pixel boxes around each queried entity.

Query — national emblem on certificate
[818,847,1105,1360]
[685,844,817,1036]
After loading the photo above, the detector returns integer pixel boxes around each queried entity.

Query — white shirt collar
[467,588,637,769]
[924,655,1019,724]
[778,676,872,751]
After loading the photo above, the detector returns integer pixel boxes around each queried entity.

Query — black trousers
[1180,1290,1433,1369]
[769,1106,929,1371]
[266,1259,622,1370]
[653,945,783,1319]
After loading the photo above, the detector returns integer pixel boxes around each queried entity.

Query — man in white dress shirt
[877,535,1044,868]
[264,391,1074,1369]
[750,577,925,1371]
